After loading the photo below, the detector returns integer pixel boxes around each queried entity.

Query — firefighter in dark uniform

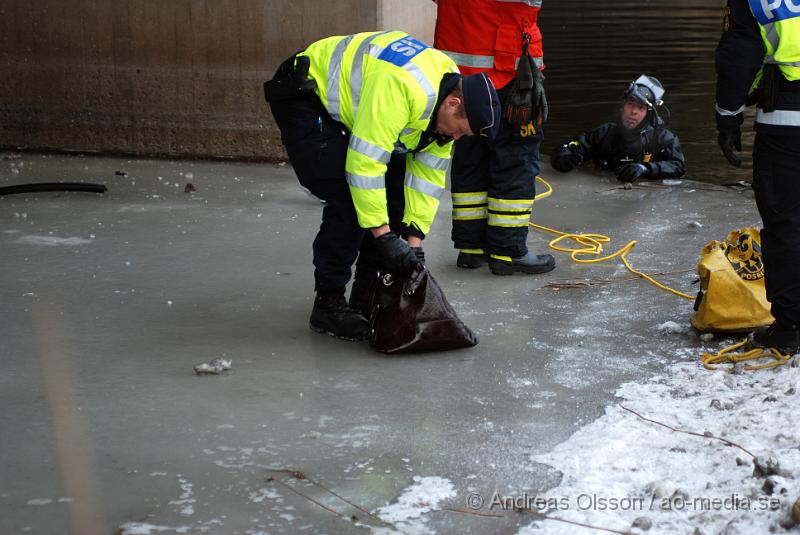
[716,0,800,353]
[434,0,556,275]
[550,75,686,183]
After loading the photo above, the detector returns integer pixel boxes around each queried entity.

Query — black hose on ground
[0,182,108,196]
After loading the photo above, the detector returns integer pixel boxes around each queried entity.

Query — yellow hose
[529,176,793,371]
[530,176,694,300]
[701,338,792,370]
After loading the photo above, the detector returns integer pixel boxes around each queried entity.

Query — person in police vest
[550,75,686,183]
[265,31,500,341]
[716,0,800,354]
[433,0,556,275]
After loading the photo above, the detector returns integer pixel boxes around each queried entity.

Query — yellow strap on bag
[691,227,774,333]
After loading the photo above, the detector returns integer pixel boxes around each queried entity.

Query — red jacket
[434,0,543,90]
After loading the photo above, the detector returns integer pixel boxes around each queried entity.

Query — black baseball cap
[461,73,501,140]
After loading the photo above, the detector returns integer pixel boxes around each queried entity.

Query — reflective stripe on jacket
[298,31,458,234]
[715,0,800,132]
[434,0,543,90]
[748,0,800,82]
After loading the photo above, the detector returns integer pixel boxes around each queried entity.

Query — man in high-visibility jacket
[265,31,500,341]
[716,0,800,354]
[434,0,556,275]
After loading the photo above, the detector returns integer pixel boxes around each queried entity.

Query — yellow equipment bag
[691,227,774,333]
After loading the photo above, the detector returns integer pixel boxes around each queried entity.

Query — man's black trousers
[450,82,543,258]
[753,130,800,325]
[268,78,404,296]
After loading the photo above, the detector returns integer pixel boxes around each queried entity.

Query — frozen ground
[1,152,796,535]
[521,353,800,535]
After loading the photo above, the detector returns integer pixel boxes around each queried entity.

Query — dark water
[537,0,755,184]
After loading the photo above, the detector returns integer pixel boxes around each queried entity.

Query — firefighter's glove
[718,129,742,168]
[505,63,548,129]
[375,233,419,276]
[504,80,533,131]
[616,163,650,183]
[532,66,548,126]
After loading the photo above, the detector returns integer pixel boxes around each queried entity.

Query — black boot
[752,321,800,355]
[456,250,487,269]
[488,252,556,276]
[348,274,376,318]
[309,293,369,341]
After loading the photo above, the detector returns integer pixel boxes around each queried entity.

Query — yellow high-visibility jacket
[299,31,459,235]
[750,0,800,83]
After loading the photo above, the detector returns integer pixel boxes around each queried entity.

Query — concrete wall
[0,0,437,159]
[379,0,437,45]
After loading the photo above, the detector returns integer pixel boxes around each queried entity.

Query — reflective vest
[748,0,800,126]
[434,0,543,90]
[298,31,458,235]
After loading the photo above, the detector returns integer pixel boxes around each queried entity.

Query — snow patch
[119,522,196,534]
[656,321,689,334]
[522,362,800,535]
[15,235,92,246]
[374,476,455,531]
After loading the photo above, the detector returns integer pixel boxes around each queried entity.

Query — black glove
[532,66,548,126]
[374,233,418,276]
[616,163,650,183]
[554,148,582,172]
[410,246,425,263]
[504,34,547,130]
[718,130,742,167]
[504,76,533,131]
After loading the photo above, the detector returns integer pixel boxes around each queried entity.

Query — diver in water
[550,75,686,183]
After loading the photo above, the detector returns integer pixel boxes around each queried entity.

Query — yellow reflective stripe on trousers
[488,197,534,211]
[405,173,445,199]
[452,192,488,205]
[488,213,531,227]
[349,135,391,164]
[347,173,385,190]
[453,207,488,220]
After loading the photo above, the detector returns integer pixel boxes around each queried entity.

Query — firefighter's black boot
[752,321,800,355]
[488,252,556,276]
[456,250,487,269]
[348,274,376,318]
[309,293,369,341]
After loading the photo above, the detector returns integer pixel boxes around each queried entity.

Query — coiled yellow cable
[530,176,694,300]
[528,176,793,370]
[701,338,792,370]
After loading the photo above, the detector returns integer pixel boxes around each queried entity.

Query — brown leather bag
[367,264,479,354]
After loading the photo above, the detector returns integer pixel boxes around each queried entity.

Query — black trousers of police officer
[451,82,543,258]
[268,58,405,297]
[753,128,800,326]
